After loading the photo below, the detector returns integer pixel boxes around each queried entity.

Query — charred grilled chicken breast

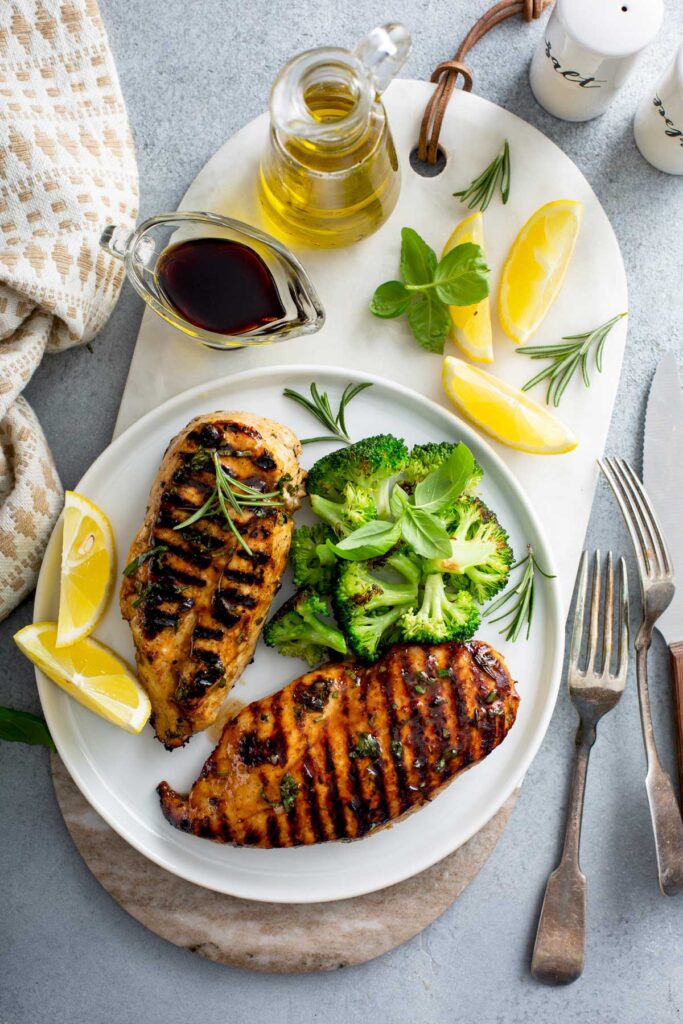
[158,640,519,846]
[120,412,304,750]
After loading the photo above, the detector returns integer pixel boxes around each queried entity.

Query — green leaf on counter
[0,707,56,750]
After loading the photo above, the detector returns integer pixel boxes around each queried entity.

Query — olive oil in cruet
[259,24,411,248]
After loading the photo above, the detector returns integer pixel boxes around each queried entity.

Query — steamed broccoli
[425,496,513,604]
[290,524,336,594]
[334,562,418,618]
[343,605,405,663]
[402,442,483,495]
[399,574,480,644]
[263,588,347,666]
[307,435,410,519]
[309,482,377,538]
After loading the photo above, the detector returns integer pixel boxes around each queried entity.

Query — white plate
[34,365,563,903]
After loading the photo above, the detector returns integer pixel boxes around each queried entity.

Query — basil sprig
[328,445,472,562]
[370,228,490,353]
[0,707,55,750]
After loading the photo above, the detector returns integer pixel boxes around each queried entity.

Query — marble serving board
[53,79,627,969]
[115,78,629,613]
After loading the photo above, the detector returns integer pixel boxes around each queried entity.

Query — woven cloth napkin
[0,0,138,620]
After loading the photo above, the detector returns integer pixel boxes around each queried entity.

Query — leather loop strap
[417,0,553,163]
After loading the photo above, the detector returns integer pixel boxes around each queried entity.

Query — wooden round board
[52,754,517,972]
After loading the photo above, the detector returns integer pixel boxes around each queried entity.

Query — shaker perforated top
[556,0,663,59]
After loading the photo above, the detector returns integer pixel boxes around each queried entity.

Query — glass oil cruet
[259,23,412,248]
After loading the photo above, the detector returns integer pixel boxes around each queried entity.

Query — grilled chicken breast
[120,412,304,749]
[158,640,519,846]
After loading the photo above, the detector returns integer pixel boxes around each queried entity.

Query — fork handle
[668,641,683,805]
[636,642,683,895]
[531,729,590,985]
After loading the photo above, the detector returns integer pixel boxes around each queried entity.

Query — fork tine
[611,458,658,578]
[569,551,589,671]
[621,459,673,576]
[587,551,602,673]
[601,551,614,677]
[598,458,648,581]
[617,556,629,680]
[609,458,655,575]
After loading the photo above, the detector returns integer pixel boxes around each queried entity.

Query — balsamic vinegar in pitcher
[156,237,285,336]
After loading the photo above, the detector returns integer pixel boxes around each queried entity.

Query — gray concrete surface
[2,2,683,1022]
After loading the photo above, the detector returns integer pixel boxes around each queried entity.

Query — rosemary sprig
[484,545,555,642]
[454,140,511,212]
[518,312,627,407]
[122,544,168,576]
[174,451,283,555]
[283,382,373,445]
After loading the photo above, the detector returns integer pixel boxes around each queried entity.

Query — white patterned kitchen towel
[0,0,138,619]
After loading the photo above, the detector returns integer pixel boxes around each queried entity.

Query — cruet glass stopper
[353,23,412,96]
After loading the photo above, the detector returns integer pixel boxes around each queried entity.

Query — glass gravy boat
[100,212,325,350]
[259,23,412,248]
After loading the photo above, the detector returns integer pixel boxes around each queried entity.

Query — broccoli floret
[384,547,423,587]
[334,562,418,619]
[263,588,347,666]
[426,496,513,604]
[307,435,410,518]
[290,524,336,593]
[344,606,406,663]
[399,574,480,644]
[309,482,377,538]
[403,442,483,495]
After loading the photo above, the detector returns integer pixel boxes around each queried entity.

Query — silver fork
[532,551,629,985]
[599,457,683,896]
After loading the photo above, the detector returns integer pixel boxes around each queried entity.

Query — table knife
[643,352,683,799]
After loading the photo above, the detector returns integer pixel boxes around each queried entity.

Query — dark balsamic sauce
[156,238,285,335]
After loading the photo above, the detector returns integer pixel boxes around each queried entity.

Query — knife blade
[644,351,683,797]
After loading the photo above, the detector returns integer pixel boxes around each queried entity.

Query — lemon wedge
[442,212,493,363]
[442,356,578,454]
[498,199,583,344]
[56,491,115,648]
[14,622,151,734]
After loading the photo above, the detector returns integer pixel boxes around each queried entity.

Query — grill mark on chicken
[377,666,409,814]
[360,675,390,828]
[192,625,224,642]
[120,411,304,748]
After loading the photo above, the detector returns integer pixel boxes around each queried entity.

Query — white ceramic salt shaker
[529,0,663,122]
[634,42,683,174]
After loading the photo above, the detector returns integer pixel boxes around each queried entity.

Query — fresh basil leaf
[327,519,402,561]
[399,506,452,559]
[389,484,410,519]
[433,243,489,306]
[406,293,451,353]
[369,280,412,319]
[400,228,437,287]
[0,707,55,750]
[414,443,475,513]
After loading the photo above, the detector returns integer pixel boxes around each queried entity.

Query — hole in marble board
[409,145,447,178]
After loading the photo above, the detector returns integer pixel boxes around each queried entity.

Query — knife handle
[669,641,683,804]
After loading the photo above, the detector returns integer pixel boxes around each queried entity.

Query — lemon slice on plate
[56,491,115,647]
[442,356,578,454]
[14,622,151,734]
[498,199,583,344]
[442,212,493,363]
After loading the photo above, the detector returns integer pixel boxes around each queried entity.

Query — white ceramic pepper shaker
[529,0,663,122]
[634,42,683,174]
